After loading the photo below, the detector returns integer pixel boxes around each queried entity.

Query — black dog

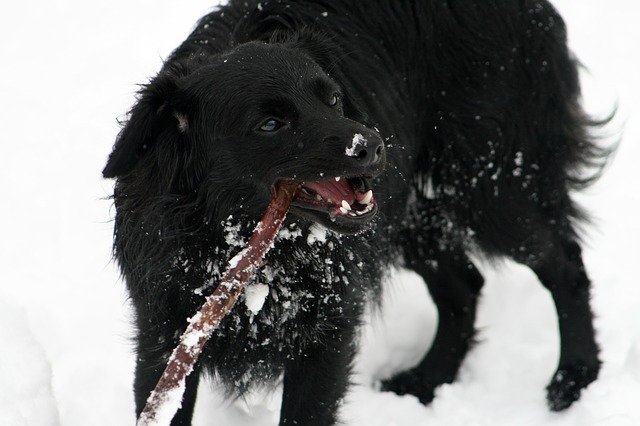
[104,1,610,424]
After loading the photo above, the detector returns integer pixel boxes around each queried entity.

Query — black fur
[104,1,611,424]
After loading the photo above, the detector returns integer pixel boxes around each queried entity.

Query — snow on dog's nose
[345,133,385,167]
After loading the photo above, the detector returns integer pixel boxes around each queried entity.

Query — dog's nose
[345,133,385,166]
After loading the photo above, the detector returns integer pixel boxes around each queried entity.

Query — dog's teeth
[316,194,322,201]
[339,207,349,215]
[362,190,373,205]
[348,211,357,217]
[341,200,352,211]
[335,177,341,182]
[359,203,373,214]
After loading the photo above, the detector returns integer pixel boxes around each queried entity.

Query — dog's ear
[102,65,191,179]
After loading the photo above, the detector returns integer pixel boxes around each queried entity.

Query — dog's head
[104,41,385,234]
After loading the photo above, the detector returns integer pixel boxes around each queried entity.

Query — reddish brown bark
[138,181,299,426]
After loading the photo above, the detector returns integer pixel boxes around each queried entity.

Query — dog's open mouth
[287,176,378,233]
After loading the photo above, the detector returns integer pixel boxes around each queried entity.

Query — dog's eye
[258,119,283,132]
[329,93,340,107]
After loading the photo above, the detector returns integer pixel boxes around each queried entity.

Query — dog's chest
[219,226,370,343]
[183,223,381,388]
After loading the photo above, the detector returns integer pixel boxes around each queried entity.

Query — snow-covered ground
[1,1,638,425]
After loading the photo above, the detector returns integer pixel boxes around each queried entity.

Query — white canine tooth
[339,207,349,215]
[335,177,341,182]
[362,190,373,205]
[341,200,352,211]
[316,194,322,201]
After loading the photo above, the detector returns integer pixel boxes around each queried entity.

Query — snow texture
[346,133,366,156]
[1,1,640,425]
[0,297,60,426]
[307,223,328,245]
[228,249,248,269]
[138,384,186,426]
[244,283,270,315]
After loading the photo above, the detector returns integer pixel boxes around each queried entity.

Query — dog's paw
[546,363,600,411]
[381,370,444,404]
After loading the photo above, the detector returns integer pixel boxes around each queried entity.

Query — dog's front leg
[279,324,357,426]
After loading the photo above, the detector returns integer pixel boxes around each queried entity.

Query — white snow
[224,218,245,248]
[244,283,270,315]
[182,329,206,352]
[307,223,328,245]
[0,296,60,426]
[276,225,302,241]
[138,384,186,426]
[228,249,248,269]
[1,1,640,425]
[346,133,366,156]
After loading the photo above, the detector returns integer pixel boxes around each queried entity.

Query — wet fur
[104,1,610,424]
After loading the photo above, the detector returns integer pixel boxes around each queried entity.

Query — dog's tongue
[304,178,356,205]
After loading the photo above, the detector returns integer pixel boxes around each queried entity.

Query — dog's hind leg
[383,239,484,404]
[473,193,601,410]
[516,236,600,411]
[133,332,201,425]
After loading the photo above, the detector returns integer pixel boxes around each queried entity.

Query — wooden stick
[137,180,300,426]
